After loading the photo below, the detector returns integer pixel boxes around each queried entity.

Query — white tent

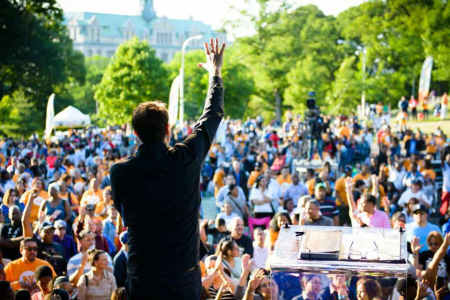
[52,106,91,128]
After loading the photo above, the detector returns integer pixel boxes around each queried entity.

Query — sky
[57,0,365,38]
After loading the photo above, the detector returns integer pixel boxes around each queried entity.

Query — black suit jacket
[113,249,127,288]
[110,77,224,282]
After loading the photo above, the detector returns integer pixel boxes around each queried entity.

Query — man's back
[110,39,225,299]
[111,141,210,274]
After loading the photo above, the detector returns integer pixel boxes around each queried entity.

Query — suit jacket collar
[136,142,168,159]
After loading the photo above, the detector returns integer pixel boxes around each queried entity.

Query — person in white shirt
[388,160,407,191]
[398,179,431,209]
[263,170,282,210]
[216,201,239,231]
[252,228,268,269]
[249,176,275,218]
[283,172,308,206]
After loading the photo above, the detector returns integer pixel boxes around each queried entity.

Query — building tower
[140,0,156,23]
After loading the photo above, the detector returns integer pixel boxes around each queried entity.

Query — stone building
[64,0,226,62]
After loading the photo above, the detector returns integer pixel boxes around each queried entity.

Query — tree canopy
[95,38,168,125]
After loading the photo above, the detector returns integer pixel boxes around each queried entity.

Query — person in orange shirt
[212,167,225,198]
[80,178,104,208]
[338,122,350,140]
[20,178,48,224]
[306,169,316,196]
[353,164,371,186]
[4,238,56,291]
[277,167,292,186]
[335,166,353,226]
[247,163,262,189]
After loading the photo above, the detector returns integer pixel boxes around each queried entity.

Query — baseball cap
[344,165,352,173]
[411,178,422,185]
[53,276,69,286]
[40,221,54,232]
[54,220,67,229]
[412,204,427,214]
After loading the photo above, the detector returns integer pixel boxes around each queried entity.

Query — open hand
[199,38,226,77]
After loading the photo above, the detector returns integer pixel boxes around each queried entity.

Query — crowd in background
[0,102,449,299]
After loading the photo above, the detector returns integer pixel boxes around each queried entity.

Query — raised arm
[181,39,226,162]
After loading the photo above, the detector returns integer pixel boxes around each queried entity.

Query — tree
[0,0,85,137]
[166,45,255,120]
[95,38,169,125]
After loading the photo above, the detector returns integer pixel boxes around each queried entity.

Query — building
[64,0,226,62]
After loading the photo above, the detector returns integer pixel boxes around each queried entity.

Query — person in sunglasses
[4,238,56,292]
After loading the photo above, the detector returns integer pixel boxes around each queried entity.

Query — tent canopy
[52,106,91,128]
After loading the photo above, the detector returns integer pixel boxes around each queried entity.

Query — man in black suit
[113,231,128,288]
[110,39,225,300]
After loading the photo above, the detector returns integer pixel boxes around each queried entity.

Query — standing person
[113,231,128,288]
[110,39,225,299]
[441,92,448,120]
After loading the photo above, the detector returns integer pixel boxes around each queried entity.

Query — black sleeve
[178,76,224,163]
[113,255,127,287]
[245,237,254,257]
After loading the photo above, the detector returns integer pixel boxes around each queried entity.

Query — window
[161,52,168,61]
[107,50,115,57]
[87,49,93,56]
[97,49,102,56]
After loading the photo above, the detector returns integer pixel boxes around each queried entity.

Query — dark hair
[87,249,107,266]
[362,193,377,205]
[0,281,14,300]
[132,101,168,144]
[44,289,69,300]
[15,289,31,300]
[395,276,416,297]
[60,174,71,183]
[355,180,365,189]
[357,278,382,299]
[255,176,265,189]
[216,238,235,259]
[34,265,53,281]
[227,184,237,195]
[20,237,37,248]
[215,217,226,228]
[270,212,292,232]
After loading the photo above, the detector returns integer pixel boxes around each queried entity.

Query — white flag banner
[418,56,433,102]
[168,75,181,127]
[44,93,55,140]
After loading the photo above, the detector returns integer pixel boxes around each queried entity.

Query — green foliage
[0,0,86,137]
[166,45,255,120]
[95,38,168,125]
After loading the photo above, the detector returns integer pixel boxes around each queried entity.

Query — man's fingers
[204,42,210,55]
[210,38,215,52]
[215,38,219,54]
[219,43,226,56]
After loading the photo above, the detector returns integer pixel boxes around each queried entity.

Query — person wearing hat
[53,276,75,299]
[314,182,339,225]
[36,222,66,276]
[406,204,442,253]
[113,231,128,288]
[398,178,430,208]
[53,220,77,261]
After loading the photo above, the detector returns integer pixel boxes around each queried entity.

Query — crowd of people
[0,103,448,299]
